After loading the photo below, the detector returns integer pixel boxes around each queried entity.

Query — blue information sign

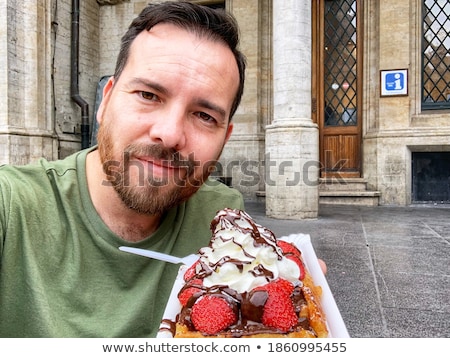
[385,72,404,91]
[381,69,408,96]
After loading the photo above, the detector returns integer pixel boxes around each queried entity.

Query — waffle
[173,208,328,338]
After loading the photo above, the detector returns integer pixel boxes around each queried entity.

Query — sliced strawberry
[178,278,202,306]
[272,277,294,295]
[191,295,237,335]
[285,254,306,280]
[277,241,305,280]
[255,279,297,332]
[262,298,297,332]
[278,240,302,257]
[183,260,200,281]
[253,278,294,298]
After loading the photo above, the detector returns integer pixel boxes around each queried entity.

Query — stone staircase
[319,178,380,206]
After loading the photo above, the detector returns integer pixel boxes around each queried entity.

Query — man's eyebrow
[129,77,169,96]
[196,98,227,119]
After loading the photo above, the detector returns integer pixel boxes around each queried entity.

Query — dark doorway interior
[412,152,450,203]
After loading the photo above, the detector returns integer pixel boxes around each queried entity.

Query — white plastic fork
[119,246,198,266]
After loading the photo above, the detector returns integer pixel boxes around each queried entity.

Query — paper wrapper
[157,233,350,338]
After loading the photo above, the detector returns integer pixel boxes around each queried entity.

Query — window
[324,0,358,126]
[422,0,450,110]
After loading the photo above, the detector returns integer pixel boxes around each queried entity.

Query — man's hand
[318,259,327,275]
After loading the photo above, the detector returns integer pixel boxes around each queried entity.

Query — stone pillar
[0,0,57,165]
[265,0,319,219]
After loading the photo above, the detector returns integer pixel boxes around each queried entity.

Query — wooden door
[312,0,363,178]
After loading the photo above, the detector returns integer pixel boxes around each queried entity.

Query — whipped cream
[198,209,300,293]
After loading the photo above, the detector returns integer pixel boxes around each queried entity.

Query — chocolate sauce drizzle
[209,209,282,261]
[176,281,310,337]
[169,208,315,337]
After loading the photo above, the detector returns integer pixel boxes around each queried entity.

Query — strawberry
[255,279,297,332]
[178,278,202,306]
[278,240,305,280]
[278,240,302,257]
[183,260,200,281]
[285,255,305,280]
[271,277,295,295]
[253,278,294,297]
[191,295,237,335]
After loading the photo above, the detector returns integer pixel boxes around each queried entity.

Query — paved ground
[244,201,450,338]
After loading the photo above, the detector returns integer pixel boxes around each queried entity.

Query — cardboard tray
[157,233,350,338]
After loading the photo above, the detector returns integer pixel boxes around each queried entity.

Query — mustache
[123,144,198,174]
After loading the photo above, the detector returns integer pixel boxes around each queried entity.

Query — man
[0,1,246,337]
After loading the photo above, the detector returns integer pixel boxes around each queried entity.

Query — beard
[97,123,217,215]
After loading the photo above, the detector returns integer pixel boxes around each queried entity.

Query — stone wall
[2,0,450,207]
[0,0,101,163]
[216,0,271,199]
[363,0,450,205]
[98,1,143,77]
[0,1,57,163]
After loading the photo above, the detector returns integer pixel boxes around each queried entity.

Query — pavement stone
[244,201,450,338]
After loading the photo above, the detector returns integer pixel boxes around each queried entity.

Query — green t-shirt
[0,148,244,337]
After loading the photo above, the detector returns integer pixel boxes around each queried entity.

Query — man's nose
[149,107,187,150]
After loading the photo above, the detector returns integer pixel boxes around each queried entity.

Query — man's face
[96,23,239,215]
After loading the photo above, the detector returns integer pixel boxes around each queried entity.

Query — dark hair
[114,1,246,120]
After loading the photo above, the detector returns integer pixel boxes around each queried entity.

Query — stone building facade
[1,0,449,218]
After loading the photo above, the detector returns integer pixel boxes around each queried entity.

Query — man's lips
[122,144,197,176]
[135,156,191,170]
[133,156,196,181]
[137,157,177,169]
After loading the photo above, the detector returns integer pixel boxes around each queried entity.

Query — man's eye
[196,112,216,123]
[140,91,159,101]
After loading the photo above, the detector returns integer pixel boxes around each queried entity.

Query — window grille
[324,0,358,126]
[422,0,450,110]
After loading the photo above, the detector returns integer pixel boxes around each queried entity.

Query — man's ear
[224,122,234,143]
[96,76,115,125]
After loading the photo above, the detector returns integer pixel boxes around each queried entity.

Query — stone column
[265,0,319,219]
[0,0,57,165]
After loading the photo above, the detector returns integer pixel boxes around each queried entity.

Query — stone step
[257,177,381,206]
[319,190,381,206]
[318,178,380,206]
[319,178,369,191]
